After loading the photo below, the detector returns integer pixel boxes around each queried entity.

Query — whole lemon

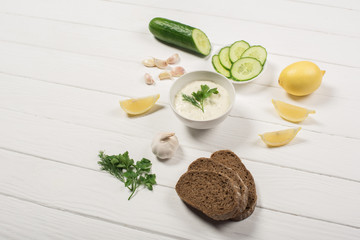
[278,61,325,96]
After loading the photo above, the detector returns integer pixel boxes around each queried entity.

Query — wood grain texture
[0,149,359,240]
[0,195,176,240]
[0,75,359,181]
[114,0,360,37]
[1,0,359,239]
[0,12,359,100]
[0,109,359,227]
[0,0,359,67]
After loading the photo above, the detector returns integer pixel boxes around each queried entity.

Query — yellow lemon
[272,99,315,123]
[120,94,160,115]
[278,61,325,96]
[259,127,301,147]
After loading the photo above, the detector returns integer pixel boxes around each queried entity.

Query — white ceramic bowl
[169,71,236,129]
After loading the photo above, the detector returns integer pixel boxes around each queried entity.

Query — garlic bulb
[151,132,179,159]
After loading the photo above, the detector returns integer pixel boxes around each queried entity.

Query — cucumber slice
[218,47,232,69]
[212,55,231,78]
[229,40,250,63]
[149,17,211,56]
[231,57,263,81]
[192,29,212,56]
[241,45,267,65]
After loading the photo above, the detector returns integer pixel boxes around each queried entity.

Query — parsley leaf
[98,151,156,200]
[182,84,218,112]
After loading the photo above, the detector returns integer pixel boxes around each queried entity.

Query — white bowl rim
[169,70,235,123]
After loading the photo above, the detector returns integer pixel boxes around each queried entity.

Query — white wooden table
[1,0,359,239]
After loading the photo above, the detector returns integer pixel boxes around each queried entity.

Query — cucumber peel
[149,17,211,56]
[212,55,231,78]
[219,47,232,69]
[229,40,250,63]
[241,45,267,65]
[231,57,263,81]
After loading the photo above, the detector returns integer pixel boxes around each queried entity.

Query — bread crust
[211,150,257,221]
[188,157,249,218]
[175,171,241,221]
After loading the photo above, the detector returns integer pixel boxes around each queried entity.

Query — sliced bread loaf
[211,150,257,221]
[175,171,240,221]
[187,157,248,218]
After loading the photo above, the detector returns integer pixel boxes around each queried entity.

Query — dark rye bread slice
[211,150,257,221]
[187,157,248,218]
[175,171,240,221]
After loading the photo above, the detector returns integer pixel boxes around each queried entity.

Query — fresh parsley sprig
[182,84,219,112]
[98,151,156,200]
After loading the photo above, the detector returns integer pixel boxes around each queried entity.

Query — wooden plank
[286,0,360,10]
[0,149,359,239]
[0,12,358,99]
[0,75,359,181]
[0,15,358,100]
[1,0,359,38]
[0,1,359,67]
[0,109,359,226]
[1,65,359,141]
[0,32,358,104]
[0,194,175,240]
[116,0,360,37]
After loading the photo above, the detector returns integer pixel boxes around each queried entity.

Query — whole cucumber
[149,17,211,56]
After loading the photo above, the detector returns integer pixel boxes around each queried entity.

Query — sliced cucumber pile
[231,57,262,81]
[212,55,231,78]
[241,45,267,65]
[218,47,232,69]
[212,40,267,82]
[229,40,250,63]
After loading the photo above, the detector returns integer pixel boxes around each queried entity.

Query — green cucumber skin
[218,47,231,70]
[149,17,210,56]
[212,55,231,78]
[230,57,263,81]
[241,45,267,65]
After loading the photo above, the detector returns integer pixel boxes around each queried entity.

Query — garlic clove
[170,66,185,77]
[142,57,155,67]
[151,132,179,160]
[154,58,168,69]
[166,53,180,65]
[144,73,155,85]
[160,132,175,141]
[159,71,172,80]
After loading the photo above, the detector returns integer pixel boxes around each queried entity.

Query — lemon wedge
[272,99,315,123]
[259,127,301,147]
[120,94,160,115]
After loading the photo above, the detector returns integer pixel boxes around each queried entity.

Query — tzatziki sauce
[174,80,230,121]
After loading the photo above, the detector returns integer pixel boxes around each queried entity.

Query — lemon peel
[278,61,325,96]
[259,127,301,147]
[120,94,160,115]
[272,99,315,123]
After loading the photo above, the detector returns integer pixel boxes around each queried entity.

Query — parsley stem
[200,100,204,112]
[128,182,138,200]
[128,190,135,200]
